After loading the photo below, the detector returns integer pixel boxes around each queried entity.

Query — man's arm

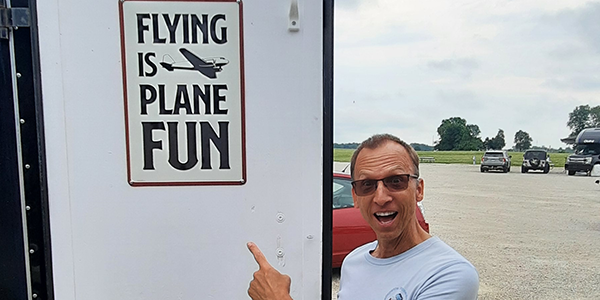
[247,242,293,300]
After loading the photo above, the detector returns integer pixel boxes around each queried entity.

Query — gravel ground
[332,163,600,299]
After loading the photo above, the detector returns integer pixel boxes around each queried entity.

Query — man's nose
[372,181,392,206]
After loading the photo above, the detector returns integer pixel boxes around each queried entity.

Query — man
[248,134,479,299]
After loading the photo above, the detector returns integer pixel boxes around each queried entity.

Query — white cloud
[334,0,600,148]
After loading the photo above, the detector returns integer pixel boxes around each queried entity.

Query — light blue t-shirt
[338,236,479,300]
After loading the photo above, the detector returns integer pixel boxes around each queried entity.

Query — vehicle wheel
[543,165,549,174]
[521,167,527,173]
[480,167,485,173]
[508,166,511,172]
[503,166,508,173]
[568,170,576,176]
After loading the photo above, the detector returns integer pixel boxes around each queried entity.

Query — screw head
[276,213,285,223]
[276,248,285,257]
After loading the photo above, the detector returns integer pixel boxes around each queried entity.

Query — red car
[332,172,430,268]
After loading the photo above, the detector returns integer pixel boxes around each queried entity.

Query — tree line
[334,104,598,151]
[333,142,360,149]
[433,117,532,151]
[436,104,600,151]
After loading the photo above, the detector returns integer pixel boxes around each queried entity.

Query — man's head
[350,134,420,180]
[350,134,426,248]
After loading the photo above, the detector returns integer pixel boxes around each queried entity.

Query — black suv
[521,150,551,173]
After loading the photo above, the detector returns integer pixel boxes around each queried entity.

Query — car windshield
[333,177,354,209]
[524,151,546,159]
[484,153,503,157]
[575,144,600,155]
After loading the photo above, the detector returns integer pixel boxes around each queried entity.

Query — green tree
[467,124,481,137]
[590,106,600,128]
[566,105,600,137]
[411,143,433,151]
[514,130,532,151]
[435,117,483,151]
[483,137,491,149]
[496,129,505,149]
[484,129,506,150]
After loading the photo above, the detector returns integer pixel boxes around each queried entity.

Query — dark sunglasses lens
[383,175,409,191]
[355,180,376,196]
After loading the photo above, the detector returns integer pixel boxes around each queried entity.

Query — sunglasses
[351,174,419,196]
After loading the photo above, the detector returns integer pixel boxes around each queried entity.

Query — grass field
[333,149,570,168]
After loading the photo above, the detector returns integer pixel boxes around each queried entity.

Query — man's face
[351,141,424,242]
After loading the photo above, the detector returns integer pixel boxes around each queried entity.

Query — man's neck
[371,224,431,259]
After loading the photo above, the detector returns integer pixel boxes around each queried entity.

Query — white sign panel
[120,0,246,186]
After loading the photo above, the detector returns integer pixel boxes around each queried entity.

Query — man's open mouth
[374,211,398,224]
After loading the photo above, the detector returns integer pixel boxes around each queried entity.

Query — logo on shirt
[384,287,407,300]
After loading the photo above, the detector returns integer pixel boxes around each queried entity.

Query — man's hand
[247,242,293,300]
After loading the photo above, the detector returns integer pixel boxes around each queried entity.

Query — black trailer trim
[0,12,30,299]
[1,0,54,299]
[322,0,334,299]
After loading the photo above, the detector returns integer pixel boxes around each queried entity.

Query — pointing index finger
[247,242,271,269]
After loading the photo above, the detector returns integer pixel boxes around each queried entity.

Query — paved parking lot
[332,163,600,299]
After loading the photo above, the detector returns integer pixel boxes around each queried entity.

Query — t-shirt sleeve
[416,262,479,300]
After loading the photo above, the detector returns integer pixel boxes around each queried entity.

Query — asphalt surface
[332,163,600,299]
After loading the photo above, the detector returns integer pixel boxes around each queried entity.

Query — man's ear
[352,187,360,208]
[416,178,424,202]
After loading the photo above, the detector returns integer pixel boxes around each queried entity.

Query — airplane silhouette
[160,48,229,79]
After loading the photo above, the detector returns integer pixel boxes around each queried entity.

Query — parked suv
[521,149,551,173]
[481,150,511,173]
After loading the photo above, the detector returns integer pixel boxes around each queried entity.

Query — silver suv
[481,150,512,173]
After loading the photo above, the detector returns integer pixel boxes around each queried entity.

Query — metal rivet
[240,179,245,184]
[25,164,30,169]
[20,119,25,124]
[29,249,35,254]
[276,213,285,223]
[26,206,31,211]
[16,73,21,78]
[306,235,313,240]
[276,248,285,257]
[32,294,37,299]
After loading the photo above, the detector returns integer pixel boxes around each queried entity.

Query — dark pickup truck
[565,128,600,176]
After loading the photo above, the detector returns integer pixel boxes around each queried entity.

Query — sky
[333,0,600,148]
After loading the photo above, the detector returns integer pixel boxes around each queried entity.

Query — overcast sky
[333,0,600,148]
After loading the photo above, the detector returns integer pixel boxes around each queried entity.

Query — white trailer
[0,0,333,299]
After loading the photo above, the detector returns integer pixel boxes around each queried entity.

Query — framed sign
[119,0,246,186]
